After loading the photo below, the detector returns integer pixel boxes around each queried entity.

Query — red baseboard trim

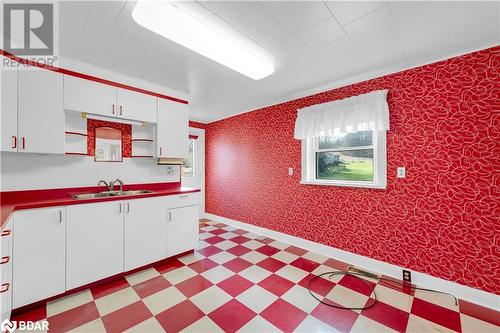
[11,249,194,315]
[0,49,188,105]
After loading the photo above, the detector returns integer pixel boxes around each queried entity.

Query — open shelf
[131,138,153,142]
[65,112,88,156]
[65,131,87,137]
[65,152,88,156]
[132,124,154,158]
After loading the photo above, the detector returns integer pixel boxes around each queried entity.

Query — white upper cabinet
[1,69,18,152]
[157,99,189,158]
[18,68,64,154]
[116,88,157,123]
[64,75,117,117]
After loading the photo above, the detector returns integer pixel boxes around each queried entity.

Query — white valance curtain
[294,89,389,139]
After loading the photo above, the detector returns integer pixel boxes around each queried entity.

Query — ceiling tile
[451,1,500,49]
[313,37,358,64]
[298,17,345,50]
[325,1,386,25]
[263,1,332,34]
[390,1,450,64]
[342,6,395,43]
[356,32,407,69]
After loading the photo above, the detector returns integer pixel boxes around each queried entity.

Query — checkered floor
[12,219,499,332]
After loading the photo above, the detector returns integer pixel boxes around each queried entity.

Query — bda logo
[0,319,16,333]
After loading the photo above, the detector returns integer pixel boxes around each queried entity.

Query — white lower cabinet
[12,207,66,309]
[1,218,14,322]
[124,197,166,271]
[9,193,199,310]
[166,194,199,257]
[66,201,124,290]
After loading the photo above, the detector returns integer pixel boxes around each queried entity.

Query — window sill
[300,180,386,190]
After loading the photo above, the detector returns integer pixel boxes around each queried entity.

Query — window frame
[300,130,387,189]
[181,138,197,179]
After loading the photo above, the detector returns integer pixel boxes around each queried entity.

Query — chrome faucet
[111,178,124,192]
[97,180,113,192]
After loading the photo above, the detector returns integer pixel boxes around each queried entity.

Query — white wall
[0,153,180,191]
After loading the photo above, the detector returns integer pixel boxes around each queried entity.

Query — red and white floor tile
[12,219,500,332]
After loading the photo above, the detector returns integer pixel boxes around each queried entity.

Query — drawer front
[166,193,199,209]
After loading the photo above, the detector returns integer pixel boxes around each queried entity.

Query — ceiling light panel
[132,1,275,80]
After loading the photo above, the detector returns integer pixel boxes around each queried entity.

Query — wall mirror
[95,127,123,162]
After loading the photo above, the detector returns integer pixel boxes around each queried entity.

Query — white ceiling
[59,1,500,123]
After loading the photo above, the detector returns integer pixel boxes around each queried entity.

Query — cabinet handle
[112,104,115,114]
[159,147,163,156]
[22,137,26,149]
[1,230,11,237]
[179,195,189,199]
[0,283,10,293]
[168,211,172,221]
[119,203,122,214]
[127,202,130,214]
[11,136,16,149]
[59,210,63,223]
[119,106,123,115]
[0,256,10,264]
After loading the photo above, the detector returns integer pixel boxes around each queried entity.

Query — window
[301,130,386,188]
[182,138,196,178]
[295,90,389,189]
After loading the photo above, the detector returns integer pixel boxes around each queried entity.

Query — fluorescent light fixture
[132,1,275,80]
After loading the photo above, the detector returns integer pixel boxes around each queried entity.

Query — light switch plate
[288,167,294,176]
[397,167,406,178]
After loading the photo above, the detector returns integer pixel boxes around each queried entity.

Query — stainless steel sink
[72,190,153,200]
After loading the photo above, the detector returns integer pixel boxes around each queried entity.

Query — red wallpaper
[205,46,500,294]
[87,119,132,158]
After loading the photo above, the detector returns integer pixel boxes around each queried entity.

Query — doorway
[181,127,205,216]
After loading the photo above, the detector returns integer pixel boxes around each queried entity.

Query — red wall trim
[0,49,188,105]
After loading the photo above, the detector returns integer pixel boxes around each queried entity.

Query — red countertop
[0,182,200,228]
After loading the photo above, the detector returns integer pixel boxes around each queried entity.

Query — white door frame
[182,126,205,216]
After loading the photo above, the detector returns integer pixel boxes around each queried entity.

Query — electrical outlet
[402,269,411,283]
[397,166,406,178]
[288,167,294,176]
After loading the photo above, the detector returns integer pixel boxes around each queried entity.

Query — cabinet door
[166,205,198,257]
[116,88,157,123]
[1,69,18,152]
[64,75,117,117]
[12,207,65,309]
[66,201,124,290]
[157,99,189,158]
[124,197,166,271]
[18,68,64,154]
[1,218,13,321]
